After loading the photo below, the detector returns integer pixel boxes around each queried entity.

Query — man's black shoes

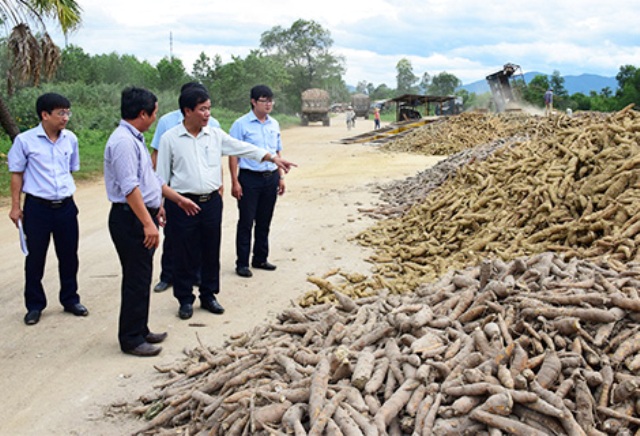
[178,303,193,320]
[64,303,89,317]
[124,342,162,357]
[237,262,276,277]
[252,261,277,271]
[25,304,87,325]
[235,267,253,278]
[24,310,41,325]
[201,296,225,314]
[154,281,172,293]
[145,332,168,344]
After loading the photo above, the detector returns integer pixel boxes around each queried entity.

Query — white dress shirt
[157,123,268,195]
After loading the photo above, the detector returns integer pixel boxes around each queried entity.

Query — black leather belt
[240,169,278,177]
[183,191,218,202]
[26,194,73,209]
[112,203,159,217]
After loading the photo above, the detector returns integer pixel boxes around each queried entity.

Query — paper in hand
[18,219,28,256]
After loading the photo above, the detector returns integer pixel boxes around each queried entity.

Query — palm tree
[1,0,82,140]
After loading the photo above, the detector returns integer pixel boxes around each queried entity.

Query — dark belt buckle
[51,200,64,209]
[198,194,210,202]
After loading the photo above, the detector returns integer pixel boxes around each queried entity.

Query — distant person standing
[104,86,200,356]
[150,82,222,294]
[345,106,355,130]
[229,85,290,279]
[8,92,88,326]
[374,107,381,130]
[544,88,554,116]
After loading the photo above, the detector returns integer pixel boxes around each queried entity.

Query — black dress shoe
[64,303,89,316]
[123,342,162,357]
[252,261,277,271]
[24,310,41,325]
[235,267,253,278]
[178,303,193,320]
[145,332,168,344]
[201,296,225,314]
[154,281,172,293]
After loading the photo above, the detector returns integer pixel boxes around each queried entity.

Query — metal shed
[385,94,459,122]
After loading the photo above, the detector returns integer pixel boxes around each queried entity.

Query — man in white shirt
[150,82,222,294]
[156,87,296,319]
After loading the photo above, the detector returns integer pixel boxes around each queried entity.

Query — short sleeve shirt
[229,111,281,172]
[7,123,79,200]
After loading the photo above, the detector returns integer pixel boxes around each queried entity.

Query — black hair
[250,85,273,102]
[180,81,207,94]
[179,82,208,106]
[250,85,273,110]
[36,93,71,120]
[179,87,210,115]
[120,87,157,120]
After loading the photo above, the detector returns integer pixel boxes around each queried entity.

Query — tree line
[519,67,640,113]
[0,18,352,138]
[1,10,640,141]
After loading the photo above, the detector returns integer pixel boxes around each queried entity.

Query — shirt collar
[177,122,210,137]
[249,110,270,124]
[35,123,67,141]
[119,119,144,142]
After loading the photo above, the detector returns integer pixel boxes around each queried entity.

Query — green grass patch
[0,135,11,198]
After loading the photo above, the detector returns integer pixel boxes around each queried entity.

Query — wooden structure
[386,94,459,122]
[338,117,440,145]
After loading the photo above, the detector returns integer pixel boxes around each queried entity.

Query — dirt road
[0,114,441,435]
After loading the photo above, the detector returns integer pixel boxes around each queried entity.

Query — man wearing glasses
[8,93,88,325]
[229,85,286,278]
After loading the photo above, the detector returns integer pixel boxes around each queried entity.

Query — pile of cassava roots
[130,106,640,435]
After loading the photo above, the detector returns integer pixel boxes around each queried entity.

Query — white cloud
[46,0,639,88]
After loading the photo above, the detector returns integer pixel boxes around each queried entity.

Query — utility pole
[170,31,174,59]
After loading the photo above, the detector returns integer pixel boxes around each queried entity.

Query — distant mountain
[562,74,618,95]
[460,72,618,95]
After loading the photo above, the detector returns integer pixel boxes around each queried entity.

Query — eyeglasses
[256,98,274,104]
[55,110,72,118]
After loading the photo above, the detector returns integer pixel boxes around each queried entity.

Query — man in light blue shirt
[8,93,87,326]
[229,85,286,278]
[150,82,221,294]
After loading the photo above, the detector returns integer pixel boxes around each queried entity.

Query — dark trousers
[159,199,201,285]
[235,170,279,269]
[22,196,80,311]
[159,218,174,283]
[108,204,156,351]
[166,192,222,305]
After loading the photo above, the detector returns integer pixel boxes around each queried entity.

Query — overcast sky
[49,0,640,87]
